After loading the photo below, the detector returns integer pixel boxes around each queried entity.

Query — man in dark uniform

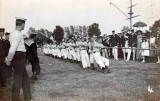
[118,33,126,59]
[25,32,40,81]
[0,28,8,87]
[4,32,12,84]
[110,30,119,60]
[127,29,137,61]
[5,17,32,101]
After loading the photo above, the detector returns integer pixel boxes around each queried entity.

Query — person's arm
[6,33,21,64]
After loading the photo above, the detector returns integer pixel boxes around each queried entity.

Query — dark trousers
[30,61,40,75]
[11,52,32,101]
[0,65,6,85]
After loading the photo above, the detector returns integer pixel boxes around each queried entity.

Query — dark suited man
[126,29,137,61]
[0,28,8,87]
[110,30,119,60]
[5,18,32,101]
[118,33,126,60]
[25,32,40,81]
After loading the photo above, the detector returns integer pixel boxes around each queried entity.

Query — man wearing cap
[92,37,110,73]
[25,31,40,81]
[5,18,32,101]
[126,29,137,61]
[0,28,8,87]
[110,30,119,60]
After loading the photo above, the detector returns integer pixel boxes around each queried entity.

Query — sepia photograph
[0,0,160,101]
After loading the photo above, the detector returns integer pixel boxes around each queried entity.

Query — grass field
[1,49,160,101]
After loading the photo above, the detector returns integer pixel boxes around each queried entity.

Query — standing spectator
[155,34,160,63]
[0,28,8,87]
[110,30,119,60]
[5,17,32,101]
[127,29,137,61]
[102,36,110,58]
[141,37,150,63]
[119,32,127,60]
[4,32,12,84]
[118,33,125,59]
[149,34,156,58]
[136,30,143,60]
[25,32,41,81]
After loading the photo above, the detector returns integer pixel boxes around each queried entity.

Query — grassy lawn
[1,49,160,101]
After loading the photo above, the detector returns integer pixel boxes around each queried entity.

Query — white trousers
[80,50,90,68]
[90,52,94,64]
[76,48,81,61]
[93,52,109,69]
[112,46,118,60]
[68,49,76,60]
[127,47,136,61]
[61,49,68,59]
[51,49,55,56]
[102,49,109,58]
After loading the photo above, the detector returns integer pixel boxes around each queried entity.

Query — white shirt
[7,30,26,61]
[150,37,155,44]
[93,41,104,52]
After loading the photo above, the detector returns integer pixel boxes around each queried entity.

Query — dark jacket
[25,40,39,62]
[0,39,6,65]
[102,39,110,47]
[0,39,11,78]
[118,35,126,47]
[110,34,119,47]
[128,33,137,47]
[4,40,10,56]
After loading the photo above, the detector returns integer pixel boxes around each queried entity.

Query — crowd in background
[101,29,160,63]
[42,29,160,75]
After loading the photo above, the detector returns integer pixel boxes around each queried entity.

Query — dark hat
[15,17,27,24]
[5,32,10,35]
[131,29,134,32]
[136,30,142,34]
[112,30,115,32]
[0,28,5,32]
[30,32,37,35]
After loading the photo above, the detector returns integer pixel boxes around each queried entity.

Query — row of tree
[29,23,102,46]
[29,19,160,46]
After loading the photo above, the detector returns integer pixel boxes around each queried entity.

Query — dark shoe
[104,66,111,73]
[90,64,95,70]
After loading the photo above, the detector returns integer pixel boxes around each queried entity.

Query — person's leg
[101,57,109,67]
[90,53,94,64]
[89,53,95,69]
[84,50,90,67]
[112,47,115,60]
[122,48,126,60]
[126,47,131,61]
[30,61,35,74]
[80,50,87,68]
[35,62,40,75]
[22,67,32,101]
[157,56,160,63]
[142,56,145,62]
[104,49,108,58]
[0,66,6,87]
[115,47,118,60]
[102,49,105,57]
[12,64,24,101]
[132,47,136,61]
[93,52,105,69]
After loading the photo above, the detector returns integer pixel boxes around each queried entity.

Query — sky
[0,0,160,35]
